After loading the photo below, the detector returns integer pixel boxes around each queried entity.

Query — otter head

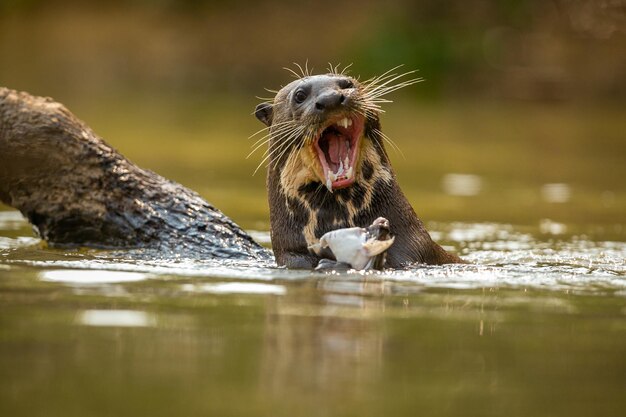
[254,72,393,192]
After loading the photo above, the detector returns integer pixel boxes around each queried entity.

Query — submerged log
[0,87,271,260]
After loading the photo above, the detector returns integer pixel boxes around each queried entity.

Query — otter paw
[315,259,352,271]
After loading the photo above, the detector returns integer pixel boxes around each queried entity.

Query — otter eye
[294,89,308,104]
[338,79,354,89]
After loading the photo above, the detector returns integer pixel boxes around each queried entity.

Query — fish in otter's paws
[308,217,395,270]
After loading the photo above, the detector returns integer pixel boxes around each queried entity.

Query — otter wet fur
[253,64,463,269]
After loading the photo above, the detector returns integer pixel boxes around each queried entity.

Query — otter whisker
[281,135,308,180]
[304,60,312,77]
[362,72,417,95]
[279,135,317,186]
[280,127,316,173]
[373,128,405,159]
[294,62,306,78]
[356,98,384,109]
[311,182,325,200]
[250,123,304,167]
[369,98,394,104]
[248,128,271,143]
[353,99,385,116]
[249,135,285,160]
[266,125,306,161]
[246,126,294,153]
[325,62,352,76]
[363,78,422,97]
[264,125,304,154]
[262,121,300,139]
[360,102,385,113]
[364,78,424,100]
[364,108,385,118]
[341,63,353,75]
[291,61,313,79]
[254,133,297,175]
[351,106,368,119]
[247,143,271,160]
[249,128,294,158]
[268,128,308,170]
[251,128,293,149]
[284,66,303,79]
[350,103,377,120]
[250,128,300,154]
[360,65,405,87]
[360,104,385,114]
[274,122,306,139]
[318,181,332,205]
[353,103,374,118]
[248,120,295,140]
[255,91,287,102]
[362,70,421,97]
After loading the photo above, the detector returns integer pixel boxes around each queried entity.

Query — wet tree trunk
[0,87,270,260]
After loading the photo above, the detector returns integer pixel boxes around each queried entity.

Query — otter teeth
[337,160,344,176]
[337,118,352,129]
[325,151,354,190]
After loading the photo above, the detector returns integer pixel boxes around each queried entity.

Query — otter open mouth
[314,115,364,192]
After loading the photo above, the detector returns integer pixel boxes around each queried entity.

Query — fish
[308,217,395,270]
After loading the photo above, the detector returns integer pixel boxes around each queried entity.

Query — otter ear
[254,102,273,126]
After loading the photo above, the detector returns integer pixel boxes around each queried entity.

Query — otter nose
[315,90,345,111]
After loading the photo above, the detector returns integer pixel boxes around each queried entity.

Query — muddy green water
[1,100,625,416]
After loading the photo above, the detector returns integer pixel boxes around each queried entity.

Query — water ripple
[1,213,624,294]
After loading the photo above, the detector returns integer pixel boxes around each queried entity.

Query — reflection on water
[541,183,572,203]
[41,269,151,284]
[0,211,29,230]
[441,173,483,196]
[77,310,157,327]
[539,219,567,235]
[261,289,385,405]
[181,282,287,295]
[0,211,625,416]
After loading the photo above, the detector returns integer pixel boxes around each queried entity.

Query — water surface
[1,98,625,416]
[1,210,624,417]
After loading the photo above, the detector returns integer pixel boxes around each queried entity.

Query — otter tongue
[327,132,349,167]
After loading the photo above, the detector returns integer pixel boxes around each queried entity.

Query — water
[1,96,625,416]
[1,209,624,417]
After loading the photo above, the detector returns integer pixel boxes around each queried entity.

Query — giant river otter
[254,66,462,269]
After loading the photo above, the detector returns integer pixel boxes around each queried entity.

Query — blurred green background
[1,0,624,232]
